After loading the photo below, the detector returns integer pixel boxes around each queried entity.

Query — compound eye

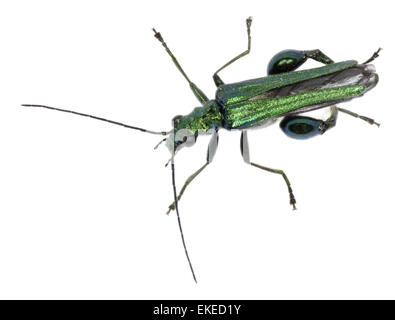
[280,116,325,139]
[183,131,198,147]
[267,50,307,75]
[174,129,197,148]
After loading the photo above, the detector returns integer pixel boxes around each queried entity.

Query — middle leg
[212,17,252,87]
[240,130,296,209]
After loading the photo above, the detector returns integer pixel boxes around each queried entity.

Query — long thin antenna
[171,157,197,283]
[22,104,168,136]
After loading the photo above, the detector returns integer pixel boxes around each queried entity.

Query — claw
[152,28,164,43]
[290,197,297,210]
[246,17,252,34]
[166,203,175,215]
[361,116,380,127]
[363,48,382,64]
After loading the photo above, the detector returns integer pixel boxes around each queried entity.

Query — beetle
[23,17,380,282]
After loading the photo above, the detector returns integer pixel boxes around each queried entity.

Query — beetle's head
[164,101,222,155]
[165,115,198,154]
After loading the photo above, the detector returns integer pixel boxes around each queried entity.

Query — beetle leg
[336,107,380,127]
[267,49,334,75]
[280,106,338,139]
[303,49,334,65]
[323,106,339,131]
[213,17,252,87]
[152,28,209,105]
[167,130,219,214]
[240,130,296,209]
[363,48,382,64]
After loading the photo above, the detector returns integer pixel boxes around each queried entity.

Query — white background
[0,0,394,299]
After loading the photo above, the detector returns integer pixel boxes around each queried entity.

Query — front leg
[167,130,219,214]
[152,28,209,105]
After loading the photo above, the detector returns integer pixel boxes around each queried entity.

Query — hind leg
[267,49,334,75]
[240,130,296,209]
[337,107,380,127]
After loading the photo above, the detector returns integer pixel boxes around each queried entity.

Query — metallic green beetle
[23,17,380,283]
[160,18,379,213]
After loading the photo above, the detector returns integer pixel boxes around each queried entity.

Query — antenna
[171,156,197,283]
[22,104,169,136]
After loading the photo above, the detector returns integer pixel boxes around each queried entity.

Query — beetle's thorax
[174,100,223,135]
[165,100,222,154]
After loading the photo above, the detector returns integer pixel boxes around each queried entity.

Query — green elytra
[23,17,380,283]
[174,60,369,133]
